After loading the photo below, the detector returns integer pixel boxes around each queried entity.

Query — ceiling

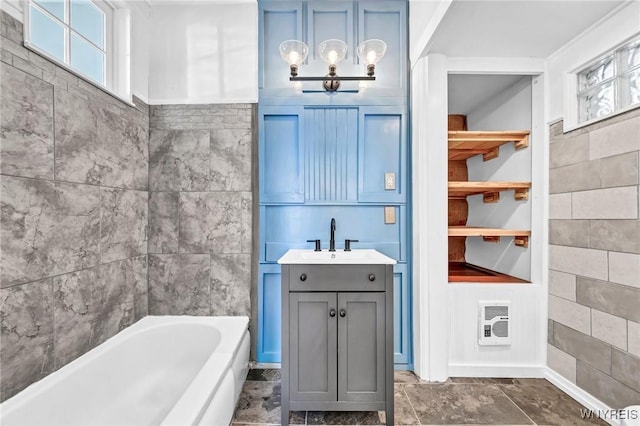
[448,74,526,115]
[428,0,626,58]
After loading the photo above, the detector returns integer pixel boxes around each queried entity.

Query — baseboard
[448,363,546,378]
[544,367,619,426]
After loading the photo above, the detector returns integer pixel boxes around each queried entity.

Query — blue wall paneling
[358,106,406,203]
[259,1,304,89]
[258,0,411,368]
[259,106,305,204]
[304,107,358,202]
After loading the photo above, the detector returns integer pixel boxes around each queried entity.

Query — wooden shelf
[448,181,531,202]
[448,226,530,247]
[449,262,530,283]
[448,130,530,161]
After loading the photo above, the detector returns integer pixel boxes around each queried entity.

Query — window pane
[30,4,65,62]
[71,0,105,49]
[621,40,640,72]
[578,57,615,92]
[70,33,104,83]
[620,69,640,108]
[34,0,64,21]
[579,82,614,123]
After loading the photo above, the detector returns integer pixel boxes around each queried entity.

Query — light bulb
[279,40,309,77]
[328,50,338,65]
[366,50,377,65]
[318,39,347,66]
[279,40,308,65]
[357,39,387,77]
[288,51,300,65]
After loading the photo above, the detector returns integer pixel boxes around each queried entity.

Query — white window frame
[564,33,640,131]
[23,0,132,104]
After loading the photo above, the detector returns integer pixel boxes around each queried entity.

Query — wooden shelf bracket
[482,147,500,162]
[514,187,529,201]
[482,236,501,243]
[514,235,529,248]
[483,192,500,203]
[514,133,529,150]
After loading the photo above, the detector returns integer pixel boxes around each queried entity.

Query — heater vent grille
[479,301,511,345]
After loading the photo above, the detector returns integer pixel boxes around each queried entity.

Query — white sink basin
[277,249,396,265]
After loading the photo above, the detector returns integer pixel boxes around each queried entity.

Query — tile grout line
[496,385,538,426]
[401,384,423,425]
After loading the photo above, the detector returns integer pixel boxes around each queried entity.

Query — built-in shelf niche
[447,116,531,284]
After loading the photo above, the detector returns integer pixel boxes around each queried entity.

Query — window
[26,0,112,86]
[577,35,640,124]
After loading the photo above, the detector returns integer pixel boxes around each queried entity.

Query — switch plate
[384,206,396,224]
[384,172,396,190]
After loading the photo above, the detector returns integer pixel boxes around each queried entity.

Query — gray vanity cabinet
[281,264,393,426]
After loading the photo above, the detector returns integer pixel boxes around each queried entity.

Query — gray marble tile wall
[148,104,255,318]
[0,11,149,401]
[547,108,640,409]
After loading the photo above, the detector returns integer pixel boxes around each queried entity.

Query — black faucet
[329,218,336,252]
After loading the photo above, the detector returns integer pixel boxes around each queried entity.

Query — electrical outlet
[384,206,395,224]
[384,172,396,190]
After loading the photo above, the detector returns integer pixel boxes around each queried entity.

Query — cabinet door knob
[329,309,336,317]
[339,309,346,317]
[300,273,307,281]
[368,274,376,281]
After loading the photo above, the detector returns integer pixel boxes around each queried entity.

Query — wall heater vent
[478,301,511,345]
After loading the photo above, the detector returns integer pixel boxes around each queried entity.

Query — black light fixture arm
[289,76,376,81]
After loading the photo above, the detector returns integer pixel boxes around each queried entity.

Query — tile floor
[231,369,607,425]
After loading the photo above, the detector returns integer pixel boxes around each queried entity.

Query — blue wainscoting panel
[358,106,406,203]
[257,263,282,363]
[304,108,358,202]
[260,106,304,204]
[263,205,405,262]
[259,1,303,89]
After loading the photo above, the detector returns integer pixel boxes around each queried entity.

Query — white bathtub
[0,316,250,426]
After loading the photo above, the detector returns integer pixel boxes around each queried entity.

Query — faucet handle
[344,239,359,251]
[306,239,321,251]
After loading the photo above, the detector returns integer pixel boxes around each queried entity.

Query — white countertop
[277,249,397,265]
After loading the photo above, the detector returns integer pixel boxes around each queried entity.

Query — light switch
[384,172,396,190]
[384,206,396,224]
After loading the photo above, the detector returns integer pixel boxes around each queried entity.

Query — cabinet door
[337,292,385,402]
[289,292,338,402]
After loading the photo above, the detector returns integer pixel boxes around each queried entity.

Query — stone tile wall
[548,108,640,408]
[0,11,148,401]
[148,104,255,317]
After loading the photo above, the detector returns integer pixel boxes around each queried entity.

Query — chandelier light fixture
[279,38,387,92]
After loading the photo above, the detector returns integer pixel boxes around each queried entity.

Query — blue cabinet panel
[304,108,358,202]
[257,264,282,362]
[358,1,407,90]
[358,106,406,202]
[393,263,411,365]
[260,1,303,88]
[260,106,304,203]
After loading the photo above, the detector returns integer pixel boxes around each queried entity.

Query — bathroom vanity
[278,249,396,425]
